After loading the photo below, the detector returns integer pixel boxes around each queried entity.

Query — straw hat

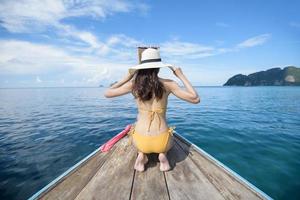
[129,48,173,73]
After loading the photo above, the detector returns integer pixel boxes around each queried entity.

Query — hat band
[140,58,161,64]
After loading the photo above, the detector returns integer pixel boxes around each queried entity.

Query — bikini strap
[127,124,136,145]
[163,126,176,150]
[139,107,165,132]
[168,126,176,136]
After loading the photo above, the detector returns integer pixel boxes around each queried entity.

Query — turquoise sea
[0,87,299,200]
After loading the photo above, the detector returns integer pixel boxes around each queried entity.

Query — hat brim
[129,61,173,73]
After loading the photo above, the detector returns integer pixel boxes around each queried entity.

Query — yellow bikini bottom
[128,126,175,154]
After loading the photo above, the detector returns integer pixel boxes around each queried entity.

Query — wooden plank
[165,136,225,200]
[174,134,265,200]
[39,144,116,200]
[130,153,169,200]
[75,136,137,200]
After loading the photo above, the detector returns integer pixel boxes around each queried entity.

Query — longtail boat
[28,126,272,200]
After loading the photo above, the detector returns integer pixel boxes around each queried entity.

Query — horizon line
[0,85,224,89]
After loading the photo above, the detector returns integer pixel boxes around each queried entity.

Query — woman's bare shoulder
[159,78,178,87]
[159,78,177,93]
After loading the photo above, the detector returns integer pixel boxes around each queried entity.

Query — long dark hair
[132,68,165,101]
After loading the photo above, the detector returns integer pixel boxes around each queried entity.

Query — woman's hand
[128,69,137,78]
[121,69,137,82]
[168,66,184,78]
[110,70,136,89]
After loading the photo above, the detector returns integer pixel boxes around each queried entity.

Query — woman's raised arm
[166,67,200,104]
[104,71,135,98]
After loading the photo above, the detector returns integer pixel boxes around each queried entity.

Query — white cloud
[0,1,276,87]
[0,0,64,32]
[55,23,104,50]
[107,34,140,47]
[159,33,271,61]
[0,40,70,75]
[0,0,145,86]
[237,34,271,48]
[53,26,141,60]
[161,40,215,59]
[0,0,145,33]
[0,39,131,86]
[0,0,146,57]
[0,31,272,87]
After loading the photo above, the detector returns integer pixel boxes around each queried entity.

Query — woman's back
[134,78,171,135]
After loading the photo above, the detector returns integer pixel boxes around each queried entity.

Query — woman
[104,48,200,172]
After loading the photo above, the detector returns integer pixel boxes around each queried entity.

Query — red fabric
[100,124,132,152]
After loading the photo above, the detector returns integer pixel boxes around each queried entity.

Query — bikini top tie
[138,107,166,132]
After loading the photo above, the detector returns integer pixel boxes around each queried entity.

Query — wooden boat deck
[29,132,272,200]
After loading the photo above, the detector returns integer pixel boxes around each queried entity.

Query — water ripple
[0,87,300,200]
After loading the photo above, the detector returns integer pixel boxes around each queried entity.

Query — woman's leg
[134,151,148,172]
[158,132,174,171]
[158,153,171,171]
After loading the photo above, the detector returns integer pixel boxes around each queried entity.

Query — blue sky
[0,0,299,87]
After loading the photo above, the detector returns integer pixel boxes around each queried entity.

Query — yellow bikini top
[138,107,166,132]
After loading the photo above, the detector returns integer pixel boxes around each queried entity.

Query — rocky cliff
[223,66,300,86]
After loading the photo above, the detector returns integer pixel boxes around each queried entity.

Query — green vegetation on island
[223,66,300,86]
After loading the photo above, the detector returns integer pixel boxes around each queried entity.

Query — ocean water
[0,87,299,200]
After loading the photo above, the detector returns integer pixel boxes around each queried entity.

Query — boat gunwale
[28,131,273,200]
[173,131,273,200]
[28,146,105,200]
